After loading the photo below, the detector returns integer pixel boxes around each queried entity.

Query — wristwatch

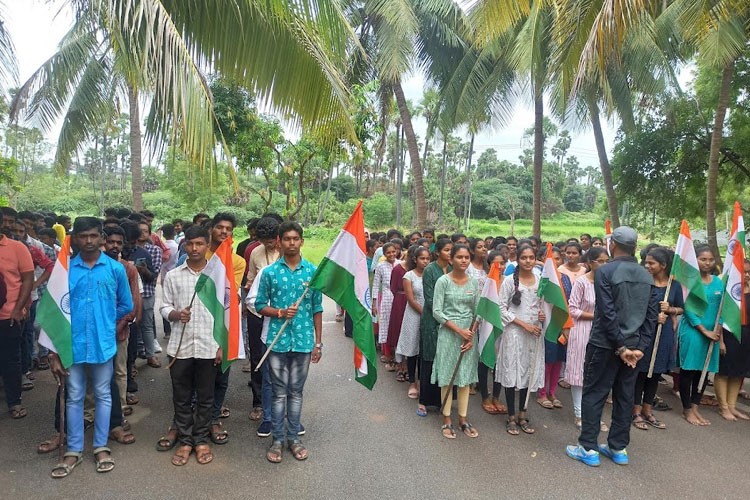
[314,343,324,349]
[614,346,627,356]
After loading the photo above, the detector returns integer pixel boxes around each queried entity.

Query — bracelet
[277,309,283,318]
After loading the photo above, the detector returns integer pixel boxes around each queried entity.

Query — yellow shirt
[52,223,66,245]
[206,248,247,289]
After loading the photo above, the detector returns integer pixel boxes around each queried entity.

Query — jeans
[66,359,114,452]
[141,295,156,357]
[55,359,123,432]
[268,351,311,442]
[579,344,637,452]
[20,301,37,373]
[0,319,23,408]
[211,365,231,424]
[261,347,273,424]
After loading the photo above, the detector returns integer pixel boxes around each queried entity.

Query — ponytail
[511,264,522,306]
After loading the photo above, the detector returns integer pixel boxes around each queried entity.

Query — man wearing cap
[566,226,658,467]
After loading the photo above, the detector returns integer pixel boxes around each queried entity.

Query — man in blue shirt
[256,221,323,463]
[49,217,133,478]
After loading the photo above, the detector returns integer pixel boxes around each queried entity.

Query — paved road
[2,296,749,499]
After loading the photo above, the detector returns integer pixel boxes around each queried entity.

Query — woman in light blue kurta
[677,245,723,426]
[431,244,480,439]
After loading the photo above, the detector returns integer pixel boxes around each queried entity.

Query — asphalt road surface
[2,296,749,499]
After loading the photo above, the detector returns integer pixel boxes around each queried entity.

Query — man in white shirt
[160,224,220,467]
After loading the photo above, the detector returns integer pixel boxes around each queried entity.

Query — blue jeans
[268,351,310,443]
[66,359,114,452]
[20,300,37,373]
[261,347,272,424]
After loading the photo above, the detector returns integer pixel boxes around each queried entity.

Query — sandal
[37,436,62,454]
[171,445,192,466]
[194,444,214,464]
[249,407,263,421]
[537,398,554,409]
[122,406,133,416]
[219,406,230,418]
[126,392,139,405]
[551,399,563,408]
[10,405,27,419]
[385,363,397,372]
[493,401,508,414]
[642,413,666,429]
[416,405,427,417]
[460,422,479,438]
[518,418,535,434]
[407,387,418,399]
[441,424,456,439]
[210,423,229,445]
[93,447,115,473]
[51,452,82,479]
[506,418,519,435]
[632,414,649,430]
[558,380,571,389]
[109,427,136,445]
[266,441,283,463]
[396,372,406,382]
[482,399,501,414]
[156,428,178,452]
[38,356,50,370]
[288,441,309,461]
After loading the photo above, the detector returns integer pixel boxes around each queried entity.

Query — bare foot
[683,408,702,426]
[719,407,737,421]
[730,407,750,420]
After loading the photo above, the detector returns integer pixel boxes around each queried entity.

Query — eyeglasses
[595,259,609,264]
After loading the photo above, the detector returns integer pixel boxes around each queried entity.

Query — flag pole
[647,276,674,378]
[165,290,198,370]
[698,282,726,389]
[58,378,66,463]
[255,286,310,372]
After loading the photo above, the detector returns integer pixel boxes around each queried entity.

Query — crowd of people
[1,206,749,475]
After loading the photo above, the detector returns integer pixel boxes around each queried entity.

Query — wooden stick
[440,349,466,415]
[255,287,310,372]
[698,286,726,389]
[165,290,198,370]
[58,379,66,462]
[647,277,674,378]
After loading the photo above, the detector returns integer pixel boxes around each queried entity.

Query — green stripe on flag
[36,290,73,369]
[196,275,231,372]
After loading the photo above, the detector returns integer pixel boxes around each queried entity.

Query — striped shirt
[160,262,219,360]
[142,242,162,298]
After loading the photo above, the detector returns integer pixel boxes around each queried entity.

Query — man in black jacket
[567,226,659,467]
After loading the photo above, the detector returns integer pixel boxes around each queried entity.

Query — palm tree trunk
[587,96,620,227]
[128,85,143,211]
[532,94,544,236]
[438,135,448,227]
[393,80,427,228]
[463,133,475,230]
[707,62,735,260]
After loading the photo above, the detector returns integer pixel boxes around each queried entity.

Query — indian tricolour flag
[476,261,503,368]
[538,242,573,342]
[671,220,708,319]
[309,201,377,390]
[38,236,73,368]
[197,237,244,372]
[722,202,745,340]
[605,219,612,256]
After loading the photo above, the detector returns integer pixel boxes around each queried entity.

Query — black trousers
[247,313,264,408]
[634,371,660,406]
[0,319,23,408]
[344,312,353,338]
[579,344,637,452]
[418,359,441,407]
[126,322,139,393]
[170,358,216,446]
[211,365,230,423]
[678,369,706,410]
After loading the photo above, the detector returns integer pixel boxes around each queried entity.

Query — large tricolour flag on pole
[605,219,612,256]
[37,236,73,368]
[722,202,745,340]
[309,201,377,389]
[197,237,244,372]
[476,261,503,368]
[538,242,573,342]
[670,220,708,319]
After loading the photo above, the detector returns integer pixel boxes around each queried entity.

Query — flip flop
[156,428,178,452]
[482,400,501,414]
[441,424,456,439]
[537,398,554,409]
[518,418,535,434]
[194,444,214,464]
[171,445,192,466]
[210,424,229,445]
[642,414,666,429]
[219,406,230,418]
[416,406,428,417]
[460,422,479,438]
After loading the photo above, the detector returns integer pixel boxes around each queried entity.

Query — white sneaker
[153,339,162,353]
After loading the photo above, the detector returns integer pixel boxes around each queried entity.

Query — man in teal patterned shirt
[255,221,323,463]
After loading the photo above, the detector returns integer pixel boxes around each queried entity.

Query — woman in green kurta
[417,239,452,416]
[678,245,723,426]
[432,244,480,439]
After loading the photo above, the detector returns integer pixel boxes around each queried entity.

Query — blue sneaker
[599,444,628,465]
[298,424,306,436]
[566,444,600,467]
[257,421,272,437]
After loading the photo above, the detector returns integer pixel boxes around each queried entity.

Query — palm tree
[0,2,16,91]
[10,0,359,208]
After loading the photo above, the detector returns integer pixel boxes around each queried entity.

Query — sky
[5,0,615,169]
